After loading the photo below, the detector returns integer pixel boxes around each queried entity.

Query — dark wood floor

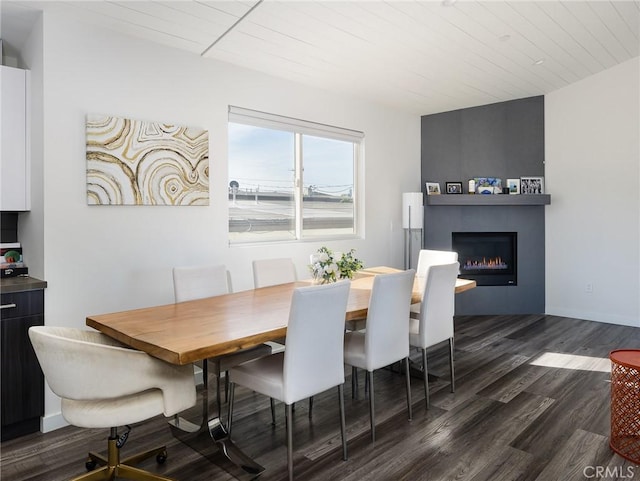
[3,314,640,481]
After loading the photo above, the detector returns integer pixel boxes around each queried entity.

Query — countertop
[1,276,48,294]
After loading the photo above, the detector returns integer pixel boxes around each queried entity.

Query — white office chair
[410,261,459,408]
[252,257,298,288]
[343,269,415,442]
[173,265,272,407]
[28,326,196,481]
[227,281,351,481]
[412,249,458,315]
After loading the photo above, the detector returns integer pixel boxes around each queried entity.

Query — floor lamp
[402,192,424,270]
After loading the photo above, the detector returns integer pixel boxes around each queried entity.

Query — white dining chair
[309,252,342,265]
[173,264,232,302]
[416,249,458,278]
[227,280,351,481]
[343,269,415,442]
[29,326,196,481]
[251,258,295,349]
[252,258,297,288]
[252,258,301,421]
[173,264,272,407]
[412,249,458,315]
[310,252,364,333]
[410,261,459,408]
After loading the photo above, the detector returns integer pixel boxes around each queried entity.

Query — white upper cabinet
[1,65,30,211]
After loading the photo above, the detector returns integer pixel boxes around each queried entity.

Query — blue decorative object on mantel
[474,177,502,195]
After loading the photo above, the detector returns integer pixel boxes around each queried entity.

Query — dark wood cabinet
[1,289,44,441]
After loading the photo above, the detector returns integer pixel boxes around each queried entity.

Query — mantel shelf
[426,194,551,206]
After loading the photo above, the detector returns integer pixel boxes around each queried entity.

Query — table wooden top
[86,267,475,366]
[454,277,476,294]
[359,266,476,294]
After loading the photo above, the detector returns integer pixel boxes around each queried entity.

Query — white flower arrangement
[309,246,363,284]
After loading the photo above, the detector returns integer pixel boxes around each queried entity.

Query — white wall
[18,13,44,281]
[33,13,420,426]
[545,57,640,326]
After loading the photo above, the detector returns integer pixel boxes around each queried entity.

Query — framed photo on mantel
[520,176,544,194]
[445,182,463,194]
[425,182,441,195]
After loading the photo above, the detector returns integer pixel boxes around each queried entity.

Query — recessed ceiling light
[533,59,545,66]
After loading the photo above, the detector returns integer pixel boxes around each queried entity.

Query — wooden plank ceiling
[4,0,640,115]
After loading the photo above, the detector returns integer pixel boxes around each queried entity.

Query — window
[228,106,362,243]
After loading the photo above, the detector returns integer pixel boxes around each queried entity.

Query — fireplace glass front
[452,232,517,286]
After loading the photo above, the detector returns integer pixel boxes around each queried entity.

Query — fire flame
[463,257,508,270]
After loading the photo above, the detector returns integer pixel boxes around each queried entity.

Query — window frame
[228,106,363,244]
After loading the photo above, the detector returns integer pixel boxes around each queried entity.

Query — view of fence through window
[228,118,358,243]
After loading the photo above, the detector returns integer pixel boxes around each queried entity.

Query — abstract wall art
[86,114,209,205]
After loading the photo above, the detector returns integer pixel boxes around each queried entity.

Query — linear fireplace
[452,232,517,286]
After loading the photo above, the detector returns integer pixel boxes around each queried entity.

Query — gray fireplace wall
[421,96,546,315]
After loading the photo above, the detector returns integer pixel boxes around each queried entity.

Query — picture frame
[86,114,209,205]
[520,176,544,194]
[507,178,520,195]
[445,182,463,194]
[425,182,441,195]
[474,177,502,193]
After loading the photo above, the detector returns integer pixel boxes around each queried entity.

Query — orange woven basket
[610,350,640,464]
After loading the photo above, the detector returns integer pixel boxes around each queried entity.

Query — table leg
[168,369,265,478]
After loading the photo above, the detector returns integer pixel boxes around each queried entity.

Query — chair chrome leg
[368,370,375,442]
[227,382,235,439]
[286,404,294,481]
[225,370,230,402]
[270,398,276,426]
[352,366,358,400]
[338,384,347,461]
[449,337,455,393]
[309,396,314,418]
[404,357,412,421]
[422,348,430,409]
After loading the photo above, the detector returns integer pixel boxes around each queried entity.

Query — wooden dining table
[86,267,474,366]
[86,267,475,477]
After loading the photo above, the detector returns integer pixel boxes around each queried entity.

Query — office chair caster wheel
[156,450,168,464]
[85,458,97,471]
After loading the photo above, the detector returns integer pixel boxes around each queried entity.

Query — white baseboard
[194,365,204,385]
[41,412,68,433]
[545,307,639,327]
[265,341,285,354]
